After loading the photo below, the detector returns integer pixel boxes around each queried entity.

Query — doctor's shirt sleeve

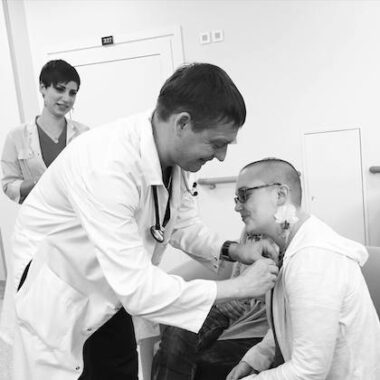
[169,186,225,272]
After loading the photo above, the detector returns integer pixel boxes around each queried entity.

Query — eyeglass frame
[234,183,282,205]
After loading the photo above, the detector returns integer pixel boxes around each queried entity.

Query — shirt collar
[140,110,165,186]
[28,117,78,140]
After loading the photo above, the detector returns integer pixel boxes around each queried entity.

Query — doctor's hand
[230,238,279,265]
[235,258,278,299]
[227,361,256,380]
[215,258,277,303]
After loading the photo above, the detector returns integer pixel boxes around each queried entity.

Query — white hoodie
[242,215,380,380]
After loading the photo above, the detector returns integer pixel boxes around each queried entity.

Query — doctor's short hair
[39,59,81,90]
[155,62,246,131]
[242,158,302,206]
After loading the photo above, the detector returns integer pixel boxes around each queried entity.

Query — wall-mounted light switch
[199,32,211,44]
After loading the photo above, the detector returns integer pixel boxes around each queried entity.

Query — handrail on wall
[369,166,380,174]
[198,176,237,189]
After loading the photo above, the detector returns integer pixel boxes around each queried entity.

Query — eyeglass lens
[234,183,282,204]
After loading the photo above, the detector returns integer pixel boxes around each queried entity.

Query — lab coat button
[87,327,92,332]
[75,366,80,371]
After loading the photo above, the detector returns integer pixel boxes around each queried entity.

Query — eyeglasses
[234,183,282,204]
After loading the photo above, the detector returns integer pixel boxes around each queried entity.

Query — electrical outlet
[211,30,224,43]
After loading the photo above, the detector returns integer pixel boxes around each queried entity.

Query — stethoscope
[150,171,198,243]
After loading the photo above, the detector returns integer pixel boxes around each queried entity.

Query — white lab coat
[241,216,380,380]
[0,118,88,346]
[1,118,88,203]
[11,111,223,379]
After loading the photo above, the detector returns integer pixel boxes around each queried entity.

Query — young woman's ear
[277,185,290,206]
[39,83,46,97]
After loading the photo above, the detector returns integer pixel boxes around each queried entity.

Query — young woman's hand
[226,360,256,380]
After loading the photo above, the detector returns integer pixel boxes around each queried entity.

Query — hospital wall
[1,0,380,279]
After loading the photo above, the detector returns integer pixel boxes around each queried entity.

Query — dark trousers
[151,306,263,380]
[79,308,138,380]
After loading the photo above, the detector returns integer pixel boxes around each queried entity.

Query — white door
[303,129,367,244]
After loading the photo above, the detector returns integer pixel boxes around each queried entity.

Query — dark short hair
[155,63,246,131]
[39,60,81,89]
[242,158,302,206]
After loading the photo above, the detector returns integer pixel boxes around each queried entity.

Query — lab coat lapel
[26,121,47,170]
[170,166,181,211]
[140,111,163,187]
[66,119,79,143]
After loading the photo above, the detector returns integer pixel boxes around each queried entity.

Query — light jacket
[242,215,380,380]
[11,111,222,379]
[1,118,88,203]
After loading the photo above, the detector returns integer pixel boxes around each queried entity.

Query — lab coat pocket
[16,263,88,350]
[17,149,42,178]
[17,149,32,158]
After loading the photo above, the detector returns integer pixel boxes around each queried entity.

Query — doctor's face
[175,120,238,172]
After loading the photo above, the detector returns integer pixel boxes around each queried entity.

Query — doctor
[11,63,278,380]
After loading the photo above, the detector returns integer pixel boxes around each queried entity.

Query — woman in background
[1,59,88,204]
[0,60,88,379]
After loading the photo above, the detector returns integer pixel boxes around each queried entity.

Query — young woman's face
[40,81,78,117]
[234,170,279,235]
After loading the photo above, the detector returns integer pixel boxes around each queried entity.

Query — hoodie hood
[284,215,368,267]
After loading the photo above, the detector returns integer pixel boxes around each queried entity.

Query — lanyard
[150,176,173,243]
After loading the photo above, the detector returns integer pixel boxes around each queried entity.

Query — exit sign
[101,36,114,46]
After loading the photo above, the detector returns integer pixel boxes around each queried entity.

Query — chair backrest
[363,246,380,317]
